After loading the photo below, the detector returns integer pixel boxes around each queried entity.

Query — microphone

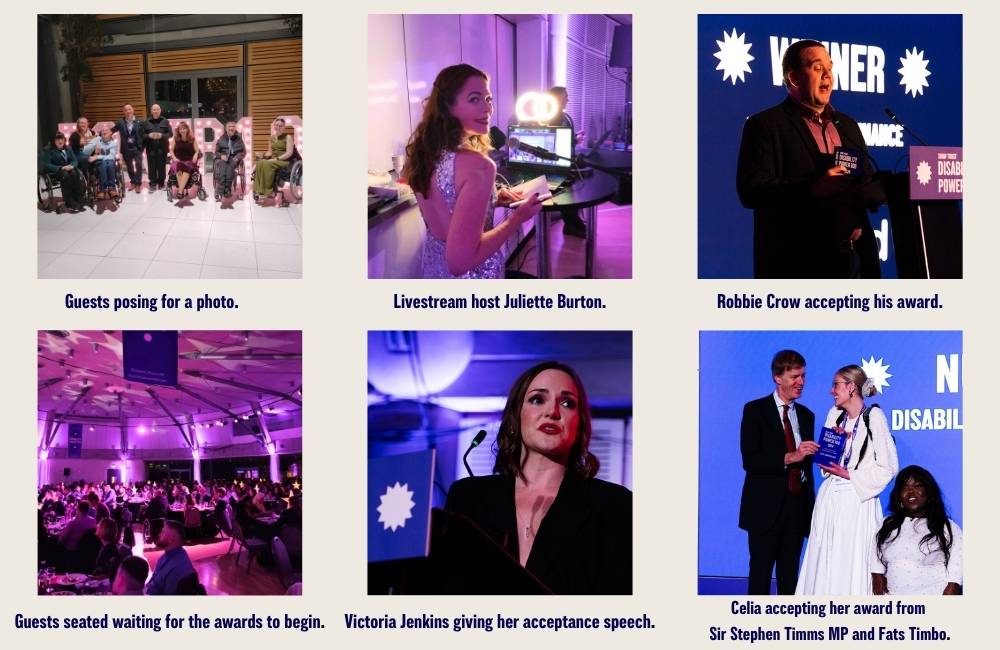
[462,429,488,477]
[507,137,559,161]
[884,107,928,146]
[489,126,506,149]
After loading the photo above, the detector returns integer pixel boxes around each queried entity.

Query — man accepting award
[737,39,880,279]
[739,350,818,595]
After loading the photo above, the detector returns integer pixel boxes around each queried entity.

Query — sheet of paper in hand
[814,426,848,467]
[509,175,553,207]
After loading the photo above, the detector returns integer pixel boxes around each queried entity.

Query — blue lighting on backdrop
[698,14,962,278]
[698,331,962,583]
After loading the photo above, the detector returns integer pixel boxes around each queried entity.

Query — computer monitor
[507,125,574,170]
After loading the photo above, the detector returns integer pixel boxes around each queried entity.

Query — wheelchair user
[68,117,96,177]
[167,122,203,199]
[253,117,294,203]
[214,121,245,199]
[81,126,121,199]
[40,132,87,212]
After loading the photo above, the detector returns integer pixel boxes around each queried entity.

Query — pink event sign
[910,146,963,200]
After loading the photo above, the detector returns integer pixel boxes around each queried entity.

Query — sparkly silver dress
[422,150,503,279]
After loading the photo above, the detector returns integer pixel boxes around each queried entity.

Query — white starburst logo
[898,47,931,98]
[861,356,893,394]
[714,29,754,85]
[916,160,932,185]
[377,481,415,532]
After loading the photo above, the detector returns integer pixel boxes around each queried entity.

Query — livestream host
[402,64,542,279]
[737,39,879,279]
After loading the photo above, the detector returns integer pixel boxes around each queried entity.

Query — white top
[823,406,898,502]
[871,517,963,595]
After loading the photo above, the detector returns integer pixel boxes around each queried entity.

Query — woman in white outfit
[871,465,962,595]
[796,364,899,595]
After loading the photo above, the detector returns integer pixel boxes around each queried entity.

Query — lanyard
[840,412,861,467]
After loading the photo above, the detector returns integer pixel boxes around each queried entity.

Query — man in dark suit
[739,349,818,595]
[737,40,880,279]
[112,104,146,192]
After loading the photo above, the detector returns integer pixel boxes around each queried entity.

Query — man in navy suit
[112,104,146,192]
[739,349,818,594]
[737,39,880,279]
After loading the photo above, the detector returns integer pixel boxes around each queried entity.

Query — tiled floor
[37,176,303,279]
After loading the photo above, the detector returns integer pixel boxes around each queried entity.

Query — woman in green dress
[253,117,294,203]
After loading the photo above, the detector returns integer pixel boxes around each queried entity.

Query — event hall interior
[37,330,302,596]
[37,15,303,279]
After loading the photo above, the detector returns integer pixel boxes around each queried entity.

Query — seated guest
[872,465,963,595]
[143,489,168,521]
[93,518,131,581]
[253,117,294,203]
[39,132,87,212]
[41,490,65,517]
[68,117,95,175]
[277,494,302,529]
[167,121,201,199]
[112,556,149,596]
[183,495,202,537]
[58,502,97,551]
[81,126,120,199]
[214,121,245,198]
[87,492,111,521]
[146,521,196,595]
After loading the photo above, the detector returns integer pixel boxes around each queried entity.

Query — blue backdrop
[697,15,962,278]
[698,331,962,582]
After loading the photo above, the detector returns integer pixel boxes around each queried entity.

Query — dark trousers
[215,156,241,190]
[746,490,807,595]
[56,169,86,208]
[146,144,168,187]
[122,149,143,185]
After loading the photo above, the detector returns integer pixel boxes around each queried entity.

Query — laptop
[505,125,575,191]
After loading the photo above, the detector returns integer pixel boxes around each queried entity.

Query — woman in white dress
[796,364,899,595]
[871,465,962,595]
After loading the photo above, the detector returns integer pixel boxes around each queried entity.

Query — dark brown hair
[402,64,492,196]
[771,349,806,377]
[492,361,599,480]
[781,39,825,88]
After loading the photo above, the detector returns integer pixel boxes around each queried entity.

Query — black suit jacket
[738,395,815,533]
[737,97,879,278]
[112,118,146,153]
[445,473,632,594]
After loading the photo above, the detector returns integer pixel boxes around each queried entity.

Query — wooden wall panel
[80,54,147,123]
[147,45,243,72]
[247,39,302,153]
[248,63,303,101]
[248,39,302,65]
[86,53,144,78]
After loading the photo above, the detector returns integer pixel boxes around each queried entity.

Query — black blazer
[445,473,632,594]
[738,395,816,533]
[736,97,879,278]
[112,118,146,153]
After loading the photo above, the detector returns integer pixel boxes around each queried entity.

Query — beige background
[6,0,997,647]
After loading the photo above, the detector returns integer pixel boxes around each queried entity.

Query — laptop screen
[507,125,573,169]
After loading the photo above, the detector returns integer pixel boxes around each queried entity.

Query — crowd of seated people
[40,106,300,210]
[38,475,304,592]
